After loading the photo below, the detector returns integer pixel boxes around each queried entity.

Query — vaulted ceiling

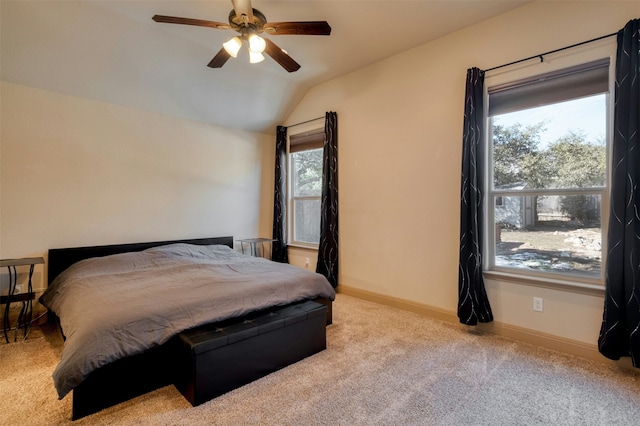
[1,1,529,133]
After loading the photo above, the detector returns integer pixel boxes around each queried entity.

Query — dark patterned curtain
[599,19,640,365]
[271,125,289,263]
[316,112,339,287]
[458,68,493,325]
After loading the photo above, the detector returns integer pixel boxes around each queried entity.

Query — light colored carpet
[1,294,640,425]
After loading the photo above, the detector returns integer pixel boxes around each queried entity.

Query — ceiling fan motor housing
[228,8,267,36]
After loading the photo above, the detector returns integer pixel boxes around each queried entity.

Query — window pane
[292,149,323,197]
[494,194,601,278]
[294,199,321,244]
[492,94,607,191]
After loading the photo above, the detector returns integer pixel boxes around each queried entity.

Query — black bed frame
[46,236,332,420]
[48,236,234,284]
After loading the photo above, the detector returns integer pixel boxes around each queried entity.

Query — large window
[289,128,324,246]
[487,59,611,283]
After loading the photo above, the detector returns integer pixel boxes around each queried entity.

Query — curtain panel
[271,125,289,263]
[316,112,339,288]
[458,67,493,325]
[599,19,640,365]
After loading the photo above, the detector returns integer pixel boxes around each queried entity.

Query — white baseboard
[337,284,633,369]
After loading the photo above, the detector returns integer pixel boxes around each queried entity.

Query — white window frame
[287,122,325,249]
[483,40,616,291]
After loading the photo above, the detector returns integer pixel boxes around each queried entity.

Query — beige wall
[0,82,275,293]
[285,1,638,350]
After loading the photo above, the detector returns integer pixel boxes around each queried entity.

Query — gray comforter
[40,243,335,399]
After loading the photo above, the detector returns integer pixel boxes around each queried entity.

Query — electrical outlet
[305,257,310,269]
[533,297,544,312]
[14,284,23,294]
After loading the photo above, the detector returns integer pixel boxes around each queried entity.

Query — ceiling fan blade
[231,0,253,23]
[264,38,301,73]
[263,21,331,36]
[207,48,232,68]
[152,15,230,30]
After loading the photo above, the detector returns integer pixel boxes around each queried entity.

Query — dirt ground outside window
[495,221,601,277]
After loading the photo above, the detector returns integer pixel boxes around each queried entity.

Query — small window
[487,59,610,283]
[288,128,324,246]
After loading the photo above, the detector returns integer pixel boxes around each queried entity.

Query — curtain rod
[485,31,617,73]
[287,116,324,128]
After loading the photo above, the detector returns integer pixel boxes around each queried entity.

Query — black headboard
[48,236,234,285]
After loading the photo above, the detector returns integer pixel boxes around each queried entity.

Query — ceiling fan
[152,0,331,72]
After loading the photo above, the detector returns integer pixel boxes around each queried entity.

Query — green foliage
[293,149,323,196]
[493,123,606,223]
[493,122,552,188]
[546,131,605,223]
[546,131,606,188]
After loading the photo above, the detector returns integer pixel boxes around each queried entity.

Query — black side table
[1,257,44,343]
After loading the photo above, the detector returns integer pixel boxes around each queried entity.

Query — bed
[41,236,335,420]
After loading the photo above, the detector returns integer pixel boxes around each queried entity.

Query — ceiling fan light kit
[152,0,331,72]
[249,50,265,64]
[248,34,266,53]
[222,37,242,58]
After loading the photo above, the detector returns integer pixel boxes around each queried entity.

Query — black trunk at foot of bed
[175,300,327,407]
[46,236,333,420]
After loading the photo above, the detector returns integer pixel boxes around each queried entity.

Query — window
[289,128,324,246]
[487,58,611,283]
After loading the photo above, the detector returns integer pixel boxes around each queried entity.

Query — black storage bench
[175,300,328,406]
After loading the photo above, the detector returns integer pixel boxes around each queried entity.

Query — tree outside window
[291,148,323,245]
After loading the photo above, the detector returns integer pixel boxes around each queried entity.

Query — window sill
[287,244,318,251]
[483,270,605,297]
